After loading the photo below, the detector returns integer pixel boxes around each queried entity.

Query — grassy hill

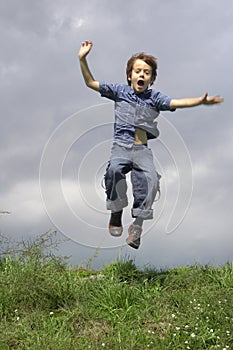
[0,232,232,350]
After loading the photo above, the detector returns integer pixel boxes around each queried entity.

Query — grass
[0,233,232,349]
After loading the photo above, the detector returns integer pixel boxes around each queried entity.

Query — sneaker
[126,224,142,249]
[109,225,123,237]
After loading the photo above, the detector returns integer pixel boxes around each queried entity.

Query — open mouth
[137,79,144,87]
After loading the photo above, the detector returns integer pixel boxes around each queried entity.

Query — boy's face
[128,59,153,93]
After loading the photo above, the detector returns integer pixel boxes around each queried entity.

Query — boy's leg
[104,145,132,236]
[131,146,159,220]
[126,145,159,248]
[109,210,123,227]
[104,157,131,212]
[105,159,130,236]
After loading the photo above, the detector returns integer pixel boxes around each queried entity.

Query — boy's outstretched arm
[78,40,100,92]
[170,92,223,109]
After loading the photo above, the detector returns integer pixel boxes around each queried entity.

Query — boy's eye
[134,69,151,75]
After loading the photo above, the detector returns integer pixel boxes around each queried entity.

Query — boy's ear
[127,74,132,86]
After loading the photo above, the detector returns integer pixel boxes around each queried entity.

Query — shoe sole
[126,238,140,249]
[126,241,139,249]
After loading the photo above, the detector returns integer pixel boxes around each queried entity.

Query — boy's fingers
[215,96,224,103]
[84,40,92,46]
[80,40,93,49]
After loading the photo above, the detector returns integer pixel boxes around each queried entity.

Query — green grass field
[0,232,232,349]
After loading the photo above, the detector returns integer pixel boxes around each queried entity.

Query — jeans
[104,143,160,219]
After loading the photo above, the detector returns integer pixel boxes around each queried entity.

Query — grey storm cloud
[0,0,232,269]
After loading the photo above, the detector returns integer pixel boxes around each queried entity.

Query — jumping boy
[78,40,223,249]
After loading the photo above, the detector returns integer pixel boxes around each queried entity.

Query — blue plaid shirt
[99,82,175,148]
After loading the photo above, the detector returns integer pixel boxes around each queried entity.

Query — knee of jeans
[104,162,123,193]
[145,172,160,196]
[106,162,124,179]
[145,171,158,188]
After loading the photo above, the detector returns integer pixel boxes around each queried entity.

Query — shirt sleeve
[99,82,120,101]
[154,91,176,112]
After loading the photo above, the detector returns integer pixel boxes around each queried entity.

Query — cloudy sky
[1,0,232,269]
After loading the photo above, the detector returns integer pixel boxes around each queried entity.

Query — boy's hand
[170,92,223,109]
[78,40,99,91]
[78,40,93,59]
[201,92,224,105]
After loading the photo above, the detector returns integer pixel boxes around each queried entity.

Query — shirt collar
[131,87,152,98]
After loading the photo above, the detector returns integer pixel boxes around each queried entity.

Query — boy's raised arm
[78,40,100,92]
[170,92,223,109]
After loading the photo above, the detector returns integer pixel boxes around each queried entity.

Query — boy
[78,40,223,249]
